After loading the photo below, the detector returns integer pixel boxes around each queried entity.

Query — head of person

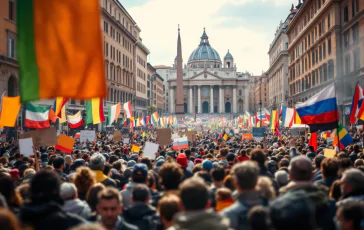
[179,177,209,211]
[340,168,364,197]
[86,183,106,212]
[131,184,149,204]
[288,156,313,182]
[335,201,364,230]
[250,149,266,167]
[220,148,228,158]
[30,169,63,205]
[89,154,106,171]
[353,144,360,153]
[158,195,181,229]
[329,179,342,202]
[0,174,22,208]
[321,158,339,179]
[231,161,259,193]
[211,166,225,183]
[60,182,78,201]
[73,167,96,195]
[0,208,21,230]
[96,188,122,228]
[354,159,364,168]
[64,155,73,165]
[248,205,271,230]
[53,157,65,171]
[131,163,148,183]
[158,162,183,191]
[308,146,315,153]
[176,154,188,169]
[313,155,325,170]
[256,176,276,200]
[274,170,289,188]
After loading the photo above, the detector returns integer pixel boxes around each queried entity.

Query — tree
[147,105,157,114]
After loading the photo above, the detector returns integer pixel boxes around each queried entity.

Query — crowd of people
[0,125,364,230]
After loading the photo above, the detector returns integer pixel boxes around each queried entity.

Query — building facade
[155,74,165,113]
[253,75,269,112]
[135,32,149,117]
[154,65,171,114]
[266,7,297,109]
[167,29,250,114]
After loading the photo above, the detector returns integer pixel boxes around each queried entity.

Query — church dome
[224,50,233,59]
[188,29,221,64]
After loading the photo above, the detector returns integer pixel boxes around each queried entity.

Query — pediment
[189,71,222,80]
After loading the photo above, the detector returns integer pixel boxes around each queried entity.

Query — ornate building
[167,29,250,114]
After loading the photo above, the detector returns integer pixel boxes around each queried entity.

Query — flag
[270,110,278,130]
[53,97,68,117]
[107,103,121,126]
[67,111,84,128]
[48,108,58,123]
[144,116,150,125]
[55,134,75,154]
[131,144,141,153]
[86,98,105,125]
[0,96,21,127]
[25,103,51,129]
[308,132,318,152]
[17,0,106,103]
[130,117,135,128]
[282,106,294,127]
[350,83,364,124]
[121,117,127,126]
[223,133,228,141]
[172,137,188,150]
[293,109,302,124]
[332,123,353,149]
[229,129,234,136]
[296,83,339,132]
[151,112,159,125]
[123,101,132,118]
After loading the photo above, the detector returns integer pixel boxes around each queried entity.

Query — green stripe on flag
[86,101,93,124]
[26,103,50,113]
[107,106,113,126]
[17,0,40,103]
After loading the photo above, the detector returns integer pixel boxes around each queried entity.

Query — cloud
[124,0,294,74]
[119,0,149,8]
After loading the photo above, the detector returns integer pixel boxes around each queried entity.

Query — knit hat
[9,169,19,178]
[176,154,188,169]
[194,158,202,165]
[202,160,212,171]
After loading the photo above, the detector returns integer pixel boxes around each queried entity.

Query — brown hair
[97,187,121,204]
[158,195,181,222]
[158,162,183,191]
[0,208,21,230]
[329,179,341,201]
[86,183,105,212]
[73,167,96,194]
[215,187,233,201]
[321,158,339,178]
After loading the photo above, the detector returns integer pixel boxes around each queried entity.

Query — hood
[123,203,156,220]
[280,181,328,207]
[174,209,229,230]
[63,199,89,214]
[19,202,63,223]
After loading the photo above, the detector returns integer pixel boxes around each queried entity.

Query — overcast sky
[120,0,295,75]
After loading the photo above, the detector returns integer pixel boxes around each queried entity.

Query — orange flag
[0,96,21,127]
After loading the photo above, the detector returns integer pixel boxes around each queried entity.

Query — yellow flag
[59,106,67,123]
[0,96,21,127]
[223,134,228,141]
[131,144,141,153]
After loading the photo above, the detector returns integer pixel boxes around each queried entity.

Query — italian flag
[86,98,105,125]
[17,0,106,103]
[25,103,51,129]
[107,103,121,126]
[67,111,84,128]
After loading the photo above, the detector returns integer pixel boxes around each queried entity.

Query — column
[219,86,224,113]
[189,87,193,114]
[198,86,201,114]
[244,86,249,111]
[210,86,214,113]
[170,87,175,113]
[233,86,237,113]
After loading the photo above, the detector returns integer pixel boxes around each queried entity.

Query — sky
[120,0,295,75]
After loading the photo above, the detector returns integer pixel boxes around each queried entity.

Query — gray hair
[89,154,106,171]
[342,168,364,193]
[64,155,73,164]
[275,170,289,187]
[60,182,77,200]
[289,156,313,181]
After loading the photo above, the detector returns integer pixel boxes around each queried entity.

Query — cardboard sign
[242,133,253,140]
[113,130,122,142]
[157,128,172,146]
[324,148,336,158]
[80,130,96,142]
[19,138,34,157]
[19,128,57,147]
[186,131,197,142]
[143,142,159,159]
[55,134,75,154]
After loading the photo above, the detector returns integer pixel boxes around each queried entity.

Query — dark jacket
[349,152,359,164]
[171,209,229,230]
[221,191,267,230]
[315,176,338,189]
[122,203,162,230]
[182,168,193,180]
[19,202,85,230]
[279,181,336,230]
[313,170,323,182]
[54,169,68,182]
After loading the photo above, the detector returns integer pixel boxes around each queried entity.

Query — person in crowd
[53,156,68,181]
[89,154,116,188]
[13,153,26,169]
[221,161,267,230]
[0,208,21,230]
[184,149,194,172]
[248,205,271,230]
[0,174,23,215]
[121,163,149,208]
[172,177,229,230]
[95,187,138,230]
[176,154,192,180]
[349,144,360,164]
[158,195,181,230]
[86,183,106,213]
[256,176,276,200]
[313,155,325,182]
[306,146,316,160]
[215,188,234,212]
[339,168,364,202]
[122,184,162,230]
[210,166,226,209]
[18,170,85,230]
[335,201,364,230]
[64,155,73,175]
[315,158,339,189]
[73,167,96,201]
[329,180,342,202]
[158,162,183,197]
[60,182,91,219]
[274,170,289,188]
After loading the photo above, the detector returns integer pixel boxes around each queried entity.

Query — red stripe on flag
[300,110,338,124]
[55,145,72,154]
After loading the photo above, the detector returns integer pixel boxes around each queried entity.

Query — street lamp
[259,79,262,127]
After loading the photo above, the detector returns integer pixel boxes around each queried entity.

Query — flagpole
[334,81,341,151]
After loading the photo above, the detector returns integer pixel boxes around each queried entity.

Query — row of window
[343,0,360,23]
[137,81,146,94]
[105,61,133,88]
[344,49,361,75]
[103,21,133,54]
[137,55,146,68]
[137,68,146,81]
[104,41,133,70]
[108,88,133,104]
[343,23,359,49]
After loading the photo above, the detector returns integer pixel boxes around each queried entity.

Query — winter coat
[171,209,229,230]
[93,170,117,188]
[62,198,91,219]
[121,182,149,208]
[122,203,162,230]
[19,201,85,230]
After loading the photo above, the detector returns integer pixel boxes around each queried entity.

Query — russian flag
[172,137,188,150]
[295,83,338,132]
[350,83,364,124]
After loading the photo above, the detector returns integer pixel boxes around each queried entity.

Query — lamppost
[259,79,262,127]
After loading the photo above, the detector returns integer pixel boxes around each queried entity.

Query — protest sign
[131,144,141,153]
[252,127,265,141]
[123,138,130,144]
[113,130,122,142]
[157,128,172,146]
[324,148,336,158]
[186,131,197,142]
[55,135,75,154]
[80,130,96,142]
[19,138,34,157]
[143,142,159,159]
[234,129,239,134]
[242,133,253,140]
[19,128,57,147]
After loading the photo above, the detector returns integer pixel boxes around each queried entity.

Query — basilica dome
[188,29,222,65]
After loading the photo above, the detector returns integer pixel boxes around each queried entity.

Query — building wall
[135,42,149,116]
[155,66,172,113]
[253,76,269,111]
[155,76,165,112]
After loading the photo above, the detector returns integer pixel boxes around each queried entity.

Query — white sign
[143,142,159,159]
[19,138,34,157]
[234,129,239,134]
[172,133,180,140]
[123,138,130,144]
[80,130,96,142]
